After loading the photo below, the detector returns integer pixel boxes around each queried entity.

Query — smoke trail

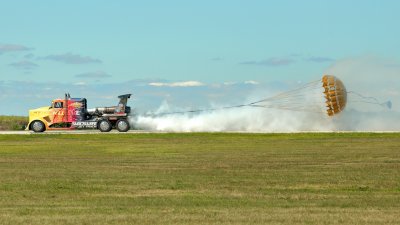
[130,105,399,132]
[131,107,332,132]
[130,85,330,132]
[129,82,399,132]
[129,55,400,132]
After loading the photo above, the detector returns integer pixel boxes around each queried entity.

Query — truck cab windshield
[54,102,63,108]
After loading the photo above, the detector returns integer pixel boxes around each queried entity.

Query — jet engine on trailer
[26,94,132,133]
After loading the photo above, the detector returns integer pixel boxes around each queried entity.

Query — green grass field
[0,133,399,224]
[0,116,28,131]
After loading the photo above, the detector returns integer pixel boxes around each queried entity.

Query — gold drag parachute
[149,75,349,117]
[246,75,348,116]
[322,75,347,116]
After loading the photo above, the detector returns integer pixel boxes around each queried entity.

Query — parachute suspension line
[145,79,327,117]
[144,103,250,116]
[249,80,321,104]
[142,75,349,118]
[347,91,392,109]
[347,91,382,104]
[247,104,323,113]
[242,79,325,114]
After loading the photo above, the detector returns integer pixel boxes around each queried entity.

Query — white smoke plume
[130,55,399,132]
[132,108,329,132]
[131,106,398,132]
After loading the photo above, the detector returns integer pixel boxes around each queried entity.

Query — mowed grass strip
[0,133,399,224]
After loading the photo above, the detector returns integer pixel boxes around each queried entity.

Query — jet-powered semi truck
[26,94,132,132]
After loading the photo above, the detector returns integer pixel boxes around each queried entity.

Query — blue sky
[1,0,399,115]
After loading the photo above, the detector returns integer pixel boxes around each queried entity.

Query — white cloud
[149,81,205,87]
[223,81,237,86]
[223,81,259,86]
[73,82,87,86]
[244,80,259,85]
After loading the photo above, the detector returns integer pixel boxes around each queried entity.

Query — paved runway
[0,130,399,135]
[0,130,166,135]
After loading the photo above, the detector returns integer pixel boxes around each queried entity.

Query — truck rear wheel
[116,119,130,132]
[98,120,112,132]
[31,121,46,133]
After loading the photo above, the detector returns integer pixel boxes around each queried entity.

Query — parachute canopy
[322,75,347,116]
[243,74,348,117]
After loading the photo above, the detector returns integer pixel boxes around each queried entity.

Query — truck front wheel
[31,121,46,133]
[98,120,112,132]
[116,119,130,132]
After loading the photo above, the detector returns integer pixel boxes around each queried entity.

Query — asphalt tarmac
[0,130,398,135]
[0,130,164,135]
